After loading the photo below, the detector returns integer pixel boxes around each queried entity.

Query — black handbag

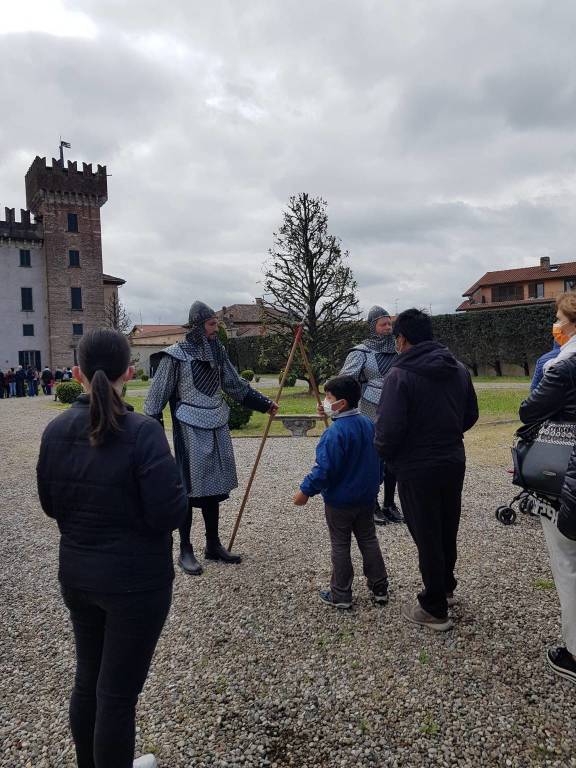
[512,421,576,498]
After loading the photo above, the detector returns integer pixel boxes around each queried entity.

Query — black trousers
[397,463,465,619]
[383,466,397,508]
[324,502,388,602]
[61,585,172,768]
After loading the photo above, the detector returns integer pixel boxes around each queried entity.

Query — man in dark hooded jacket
[374,308,478,631]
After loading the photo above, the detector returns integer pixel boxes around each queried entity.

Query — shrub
[279,369,297,387]
[56,380,83,404]
[141,374,149,381]
[135,368,144,379]
[241,369,255,381]
[224,393,252,429]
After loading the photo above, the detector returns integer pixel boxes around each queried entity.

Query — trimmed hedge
[56,380,83,403]
[228,336,286,373]
[431,304,556,376]
[224,393,252,429]
[241,369,255,381]
[228,305,555,380]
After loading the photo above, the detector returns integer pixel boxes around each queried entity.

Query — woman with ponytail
[37,329,187,768]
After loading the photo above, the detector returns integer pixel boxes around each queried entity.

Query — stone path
[0,397,574,767]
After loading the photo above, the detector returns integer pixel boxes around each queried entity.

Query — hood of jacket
[392,340,460,380]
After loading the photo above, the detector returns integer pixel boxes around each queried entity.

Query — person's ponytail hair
[78,329,131,447]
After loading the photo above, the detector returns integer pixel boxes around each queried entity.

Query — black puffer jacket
[519,356,576,540]
[36,395,188,592]
[374,341,479,477]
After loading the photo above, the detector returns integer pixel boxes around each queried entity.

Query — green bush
[56,380,83,403]
[141,374,149,381]
[224,394,252,429]
[241,369,255,381]
[279,369,297,387]
[135,368,144,379]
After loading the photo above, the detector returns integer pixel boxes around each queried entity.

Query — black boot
[373,500,389,526]
[178,544,203,575]
[205,540,242,564]
[201,500,242,564]
[382,503,404,523]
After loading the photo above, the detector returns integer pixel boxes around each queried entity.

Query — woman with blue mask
[339,306,402,525]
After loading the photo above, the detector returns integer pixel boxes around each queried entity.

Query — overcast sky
[2,0,576,323]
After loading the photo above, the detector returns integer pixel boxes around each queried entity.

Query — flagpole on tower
[59,138,71,167]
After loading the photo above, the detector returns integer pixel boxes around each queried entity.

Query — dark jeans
[383,466,397,508]
[397,463,465,619]
[324,502,388,602]
[61,584,172,768]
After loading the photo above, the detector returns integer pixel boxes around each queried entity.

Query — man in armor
[340,306,403,525]
[144,301,278,575]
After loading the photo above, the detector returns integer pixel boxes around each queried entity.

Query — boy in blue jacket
[293,375,389,609]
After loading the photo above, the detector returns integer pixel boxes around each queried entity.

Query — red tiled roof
[456,297,554,312]
[464,262,576,296]
[130,324,186,339]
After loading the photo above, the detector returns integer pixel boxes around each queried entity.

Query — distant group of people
[0,366,73,399]
[36,297,576,768]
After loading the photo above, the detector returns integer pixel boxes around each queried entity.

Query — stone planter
[274,414,319,437]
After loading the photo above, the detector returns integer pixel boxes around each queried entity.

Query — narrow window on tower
[71,287,83,311]
[21,287,33,311]
[67,212,78,232]
[23,324,34,336]
[19,249,31,267]
[69,249,80,267]
[72,323,84,336]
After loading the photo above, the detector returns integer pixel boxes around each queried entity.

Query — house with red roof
[457,257,576,312]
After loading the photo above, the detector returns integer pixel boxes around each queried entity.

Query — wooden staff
[297,339,329,429]
[227,322,304,551]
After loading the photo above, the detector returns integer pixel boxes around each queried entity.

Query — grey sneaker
[134,756,158,768]
[319,589,352,609]
[403,603,453,632]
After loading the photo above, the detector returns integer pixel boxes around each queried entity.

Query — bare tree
[105,294,132,335]
[262,193,360,387]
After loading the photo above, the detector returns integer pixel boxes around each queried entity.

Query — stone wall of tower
[25,157,108,368]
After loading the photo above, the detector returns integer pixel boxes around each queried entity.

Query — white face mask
[323,398,338,417]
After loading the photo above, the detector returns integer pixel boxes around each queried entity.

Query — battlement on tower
[25,156,108,211]
[0,206,43,242]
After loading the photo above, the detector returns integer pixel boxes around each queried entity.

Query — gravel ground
[1,397,575,768]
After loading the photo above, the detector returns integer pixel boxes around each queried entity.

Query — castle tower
[25,156,108,367]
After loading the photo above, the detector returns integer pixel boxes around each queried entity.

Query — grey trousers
[541,517,576,656]
[324,502,388,602]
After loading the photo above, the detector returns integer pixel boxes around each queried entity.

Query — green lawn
[125,386,324,437]
[475,389,525,420]
[472,375,530,384]
[122,383,526,437]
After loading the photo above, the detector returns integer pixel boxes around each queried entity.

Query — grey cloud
[2,0,576,320]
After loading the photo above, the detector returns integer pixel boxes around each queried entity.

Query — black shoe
[382,504,404,523]
[178,546,203,576]
[546,646,576,684]
[373,501,389,526]
[371,590,389,605]
[204,541,242,564]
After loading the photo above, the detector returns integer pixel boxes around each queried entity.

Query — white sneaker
[134,756,158,768]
